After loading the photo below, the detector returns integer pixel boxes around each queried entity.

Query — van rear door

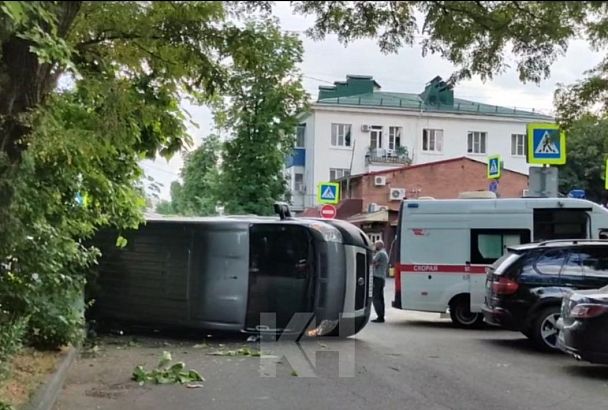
[468,229,530,312]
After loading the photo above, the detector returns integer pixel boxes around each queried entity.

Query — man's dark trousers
[372,276,385,320]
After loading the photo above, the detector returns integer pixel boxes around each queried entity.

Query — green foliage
[154,200,175,215]
[0,316,27,379]
[214,20,309,215]
[207,347,261,357]
[0,2,305,369]
[558,117,608,202]
[170,136,222,216]
[132,351,204,386]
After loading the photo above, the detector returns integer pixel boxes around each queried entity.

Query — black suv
[483,240,608,351]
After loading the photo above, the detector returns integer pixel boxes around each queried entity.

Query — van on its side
[89,215,372,337]
[392,198,608,328]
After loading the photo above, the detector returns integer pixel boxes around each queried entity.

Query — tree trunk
[0,1,81,162]
[0,2,81,241]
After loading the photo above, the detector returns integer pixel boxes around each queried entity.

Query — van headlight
[310,223,343,243]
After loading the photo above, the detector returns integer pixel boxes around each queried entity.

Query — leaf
[168,362,185,374]
[115,235,128,248]
[132,365,148,382]
[157,351,172,369]
[187,369,204,382]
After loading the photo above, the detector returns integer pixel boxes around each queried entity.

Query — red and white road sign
[320,204,337,219]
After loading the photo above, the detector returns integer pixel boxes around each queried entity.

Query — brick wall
[350,157,528,212]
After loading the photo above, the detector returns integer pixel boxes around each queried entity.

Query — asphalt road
[55,279,608,410]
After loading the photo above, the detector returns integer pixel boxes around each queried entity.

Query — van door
[469,229,531,312]
[245,224,315,332]
[402,227,470,312]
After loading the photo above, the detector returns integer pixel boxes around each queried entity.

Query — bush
[0,315,27,379]
[26,284,86,350]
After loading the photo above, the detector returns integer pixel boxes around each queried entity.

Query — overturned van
[88,214,372,337]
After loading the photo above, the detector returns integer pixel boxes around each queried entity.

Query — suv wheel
[449,296,484,329]
[532,306,561,351]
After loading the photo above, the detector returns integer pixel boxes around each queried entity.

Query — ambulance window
[533,209,588,241]
[470,229,531,264]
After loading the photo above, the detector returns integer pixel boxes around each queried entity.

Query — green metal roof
[316,91,553,120]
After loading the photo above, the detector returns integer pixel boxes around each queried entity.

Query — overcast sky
[142,4,603,201]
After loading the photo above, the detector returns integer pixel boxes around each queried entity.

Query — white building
[285,75,553,211]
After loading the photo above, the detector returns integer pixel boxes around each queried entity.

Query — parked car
[558,285,608,364]
[483,240,608,351]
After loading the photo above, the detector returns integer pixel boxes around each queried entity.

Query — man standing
[371,240,389,323]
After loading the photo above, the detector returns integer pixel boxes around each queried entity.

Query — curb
[23,346,77,410]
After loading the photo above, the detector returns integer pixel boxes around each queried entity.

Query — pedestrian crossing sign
[487,155,501,179]
[527,123,566,165]
[317,182,340,204]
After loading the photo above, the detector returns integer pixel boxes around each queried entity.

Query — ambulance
[392,197,608,327]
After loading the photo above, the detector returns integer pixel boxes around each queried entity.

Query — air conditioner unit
[389,188,406,201]
[374,176,386,186]
[368,202,378,213]
[361,124,370,132]
[522,189,530,197]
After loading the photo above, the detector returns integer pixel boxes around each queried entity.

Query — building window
[330,168,350,181]
[331,123,352,147]
[467,131,487,154]
[422,129,443,152]
[370,125,383,150]
[388,126,402,151]
[294,173,304,192]
[296,124,306,148]
[511,134,525,156]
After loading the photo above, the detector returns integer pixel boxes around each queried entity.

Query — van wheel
[532,306,561,352]
[449,296,484,329]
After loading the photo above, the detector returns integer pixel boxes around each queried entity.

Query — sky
[141,3,604,201]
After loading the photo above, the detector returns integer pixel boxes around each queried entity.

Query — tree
[214,20,308,215]
[558,116,608,203]
[155,200,174,215]
[289,1,608,122]
[172,135,221,216]
[0,1,285,354]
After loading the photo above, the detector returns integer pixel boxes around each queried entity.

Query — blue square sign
[317,182,340,205]
[487,155,501,179]
[527,123,566,165]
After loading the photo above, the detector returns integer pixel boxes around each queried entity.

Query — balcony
[365,147,412,166]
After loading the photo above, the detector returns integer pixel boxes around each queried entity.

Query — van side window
[470,229,531,264]
[535,249,567,276]
[533,209,588,241]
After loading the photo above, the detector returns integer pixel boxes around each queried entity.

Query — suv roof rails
[537,239,608,247]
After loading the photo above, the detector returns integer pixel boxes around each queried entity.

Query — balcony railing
[365,148,412,165]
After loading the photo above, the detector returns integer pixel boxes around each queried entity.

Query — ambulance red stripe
[395,263,487,275]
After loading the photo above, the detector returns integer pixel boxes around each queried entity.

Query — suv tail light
[570,304,608,319]
[491,277,519,295]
